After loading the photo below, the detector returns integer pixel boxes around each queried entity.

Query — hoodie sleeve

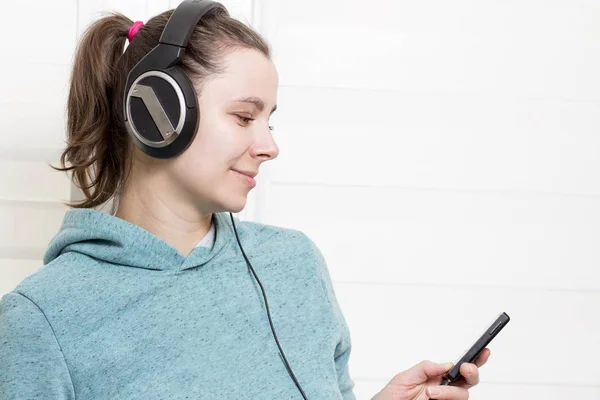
[304,234,357,400]
[332,327,356,400]
[0,292,75,400]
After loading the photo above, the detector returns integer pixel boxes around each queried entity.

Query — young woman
[0,2,489,399]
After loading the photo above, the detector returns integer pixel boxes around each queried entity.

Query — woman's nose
[250,123,279,160]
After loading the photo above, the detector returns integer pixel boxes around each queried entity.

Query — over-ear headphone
[122,2,310,398]
[123,0,226,159]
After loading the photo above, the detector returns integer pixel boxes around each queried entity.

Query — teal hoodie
[0,209,358,399]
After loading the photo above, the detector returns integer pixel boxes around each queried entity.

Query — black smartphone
[441,312,510,385]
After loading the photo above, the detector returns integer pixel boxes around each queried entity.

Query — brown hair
[53,7,270,211]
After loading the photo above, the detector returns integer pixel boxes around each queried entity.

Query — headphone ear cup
[164,66,198,109]
[124,66,199,159]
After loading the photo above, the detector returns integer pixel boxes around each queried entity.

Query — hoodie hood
[43,209,236,272]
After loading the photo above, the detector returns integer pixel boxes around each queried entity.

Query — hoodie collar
[43,209,236,272]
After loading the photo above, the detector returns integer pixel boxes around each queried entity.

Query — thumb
[400,361,453,384]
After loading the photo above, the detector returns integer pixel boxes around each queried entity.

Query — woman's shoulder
[236,218,320,253]
[6,252,97,310]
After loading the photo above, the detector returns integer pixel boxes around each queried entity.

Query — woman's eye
[236,115,254,124]
[236,115,275,132]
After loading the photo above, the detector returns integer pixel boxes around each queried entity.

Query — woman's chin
[228,202,246,214]
[220,192,248,214]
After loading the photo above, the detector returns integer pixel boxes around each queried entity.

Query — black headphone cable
[229,212,308,400]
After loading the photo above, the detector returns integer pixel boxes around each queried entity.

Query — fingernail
[465,364,474,374]
[427,387,442,397]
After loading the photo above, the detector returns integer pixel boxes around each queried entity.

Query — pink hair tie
[127,21,144,42]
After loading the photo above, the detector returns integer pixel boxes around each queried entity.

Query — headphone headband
[160,0,225,48]
[125,0,228,86]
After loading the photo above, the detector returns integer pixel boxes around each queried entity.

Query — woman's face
[167,48,280,213]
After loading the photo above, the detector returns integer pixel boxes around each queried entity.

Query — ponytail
[53,13,134,210]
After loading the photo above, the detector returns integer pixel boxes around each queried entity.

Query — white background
[1,1,599,399]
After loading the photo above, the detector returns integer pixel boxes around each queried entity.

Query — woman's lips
[231,169,257,188]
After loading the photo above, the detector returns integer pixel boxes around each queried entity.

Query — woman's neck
[115,179,213,257]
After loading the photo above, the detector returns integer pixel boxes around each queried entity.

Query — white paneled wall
[1,1,599,399]
[258,0,600,399]
[0,1,75,294]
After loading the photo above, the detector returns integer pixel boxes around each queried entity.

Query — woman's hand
[373,348,490,400]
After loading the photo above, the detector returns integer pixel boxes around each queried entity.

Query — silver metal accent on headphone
[125,70,186,148]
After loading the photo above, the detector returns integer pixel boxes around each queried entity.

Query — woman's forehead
[201,49,278,108]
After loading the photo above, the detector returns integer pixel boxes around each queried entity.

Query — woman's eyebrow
[232,96,277,114]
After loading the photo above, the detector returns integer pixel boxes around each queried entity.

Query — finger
[474,348,491,368]
[402,360,453,384]
[426,385,470,400]
[458,363,479,388]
